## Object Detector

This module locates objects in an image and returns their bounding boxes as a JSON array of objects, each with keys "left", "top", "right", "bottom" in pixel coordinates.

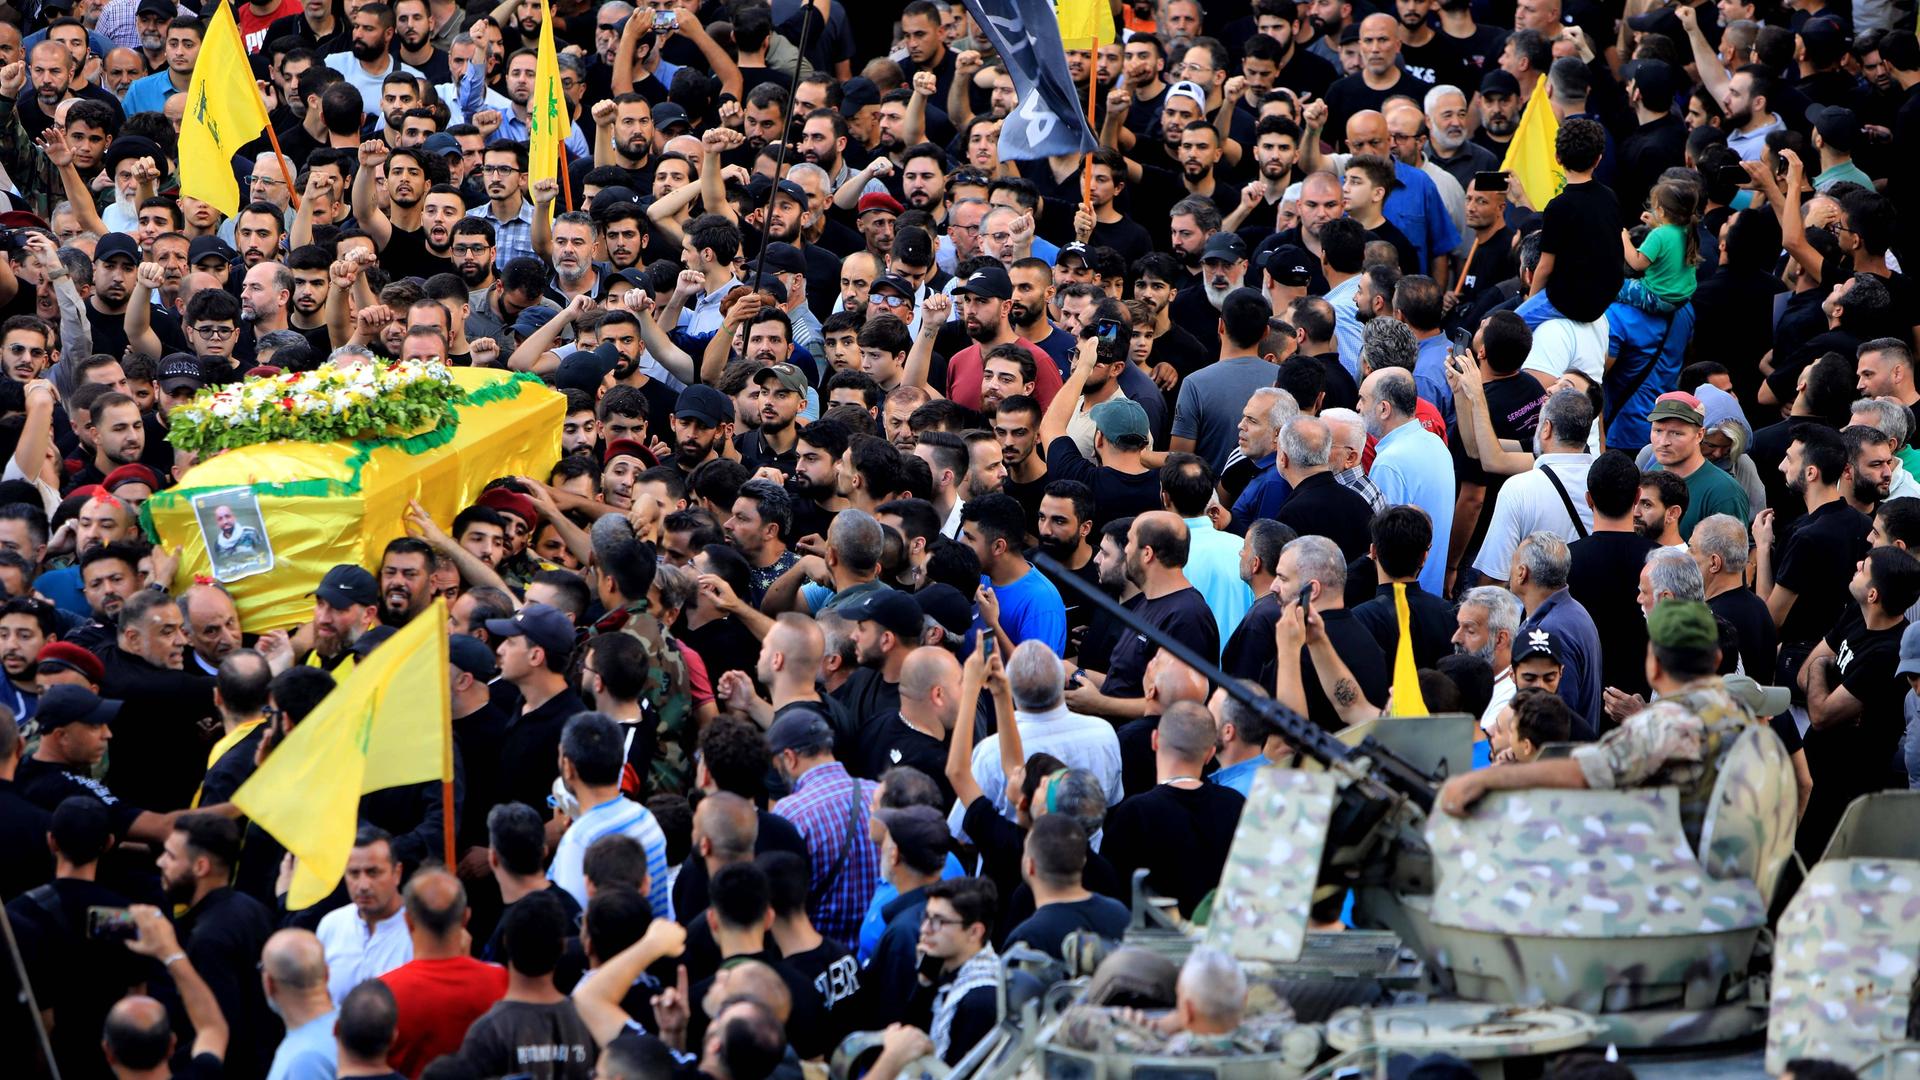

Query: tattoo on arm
[{"left": 1333, "top": 679, "right": 1359, "bottom": 708}]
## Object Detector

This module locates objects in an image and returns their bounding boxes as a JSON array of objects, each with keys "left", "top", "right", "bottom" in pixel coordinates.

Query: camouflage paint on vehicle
[
  {"left": 1768, "top": 856, "right": 1920, "bottom": 1074},
  {"left": 1203, "top": 766, "right": 1336, "bottom": 963}
]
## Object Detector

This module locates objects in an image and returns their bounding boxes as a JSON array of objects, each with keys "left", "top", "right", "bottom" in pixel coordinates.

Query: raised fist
[
  {"left": 135, "top": 261, "right": 165, "bottom": 289},
  {"left": 0, "top": 62, "right": 25, "bottom": 99},
  {"left": 702, "top": 126, "right": 744, "bottom": 154},
  {"left": 358, "top": 140, "right": 390, "bottom": 168},
  {"left": 956, "top": 50, "right": 982, "bottom": 75},
  {"left": 591, "top": 98, "right": 617, "bottom": 125},
  {"left": 530, "top": 176, "right": 559, "bottom": 204},
  {"left": 473, "top": 109, "right": 503, "bottom": 136},
  {"left": 912, "top": 70, "right": 937, "bottom": 98}
]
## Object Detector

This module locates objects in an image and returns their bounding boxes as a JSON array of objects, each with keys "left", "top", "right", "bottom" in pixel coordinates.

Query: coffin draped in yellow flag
[
  {"left": 178, "top": 1, "right": 272, "bottom": 217},
  {"left": 1057, "top": 0, "right": 1116, "bottom": 50},
  {"left": 528, "top": 0, "right": 571, "bottom": 186},
  {"left": 1501, "top": 76, "right": 1564, "bottom": 211},
  {"left": 234, "top": 598, "right": 453, "bottom": 909},
  {"left": 1387, "top": 584, "right": 1429, "bottom": 717}
]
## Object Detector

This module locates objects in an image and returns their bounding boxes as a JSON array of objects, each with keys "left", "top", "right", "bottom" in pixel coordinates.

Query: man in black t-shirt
[
  {"left": 1517, "top": 118, "right": 1621, "bottom": 327},
  {"left": 1004, "top": 815, "right": 1130, "bottom": 960},
  {"left": 1795, "top": 547, "right": 1920, "bottom": 859},
  {"left": 1067, "top": 512, "right": 1219, "bottom": 717},
  {"left": 1101, "top": 702, "right": 1245, "bottom": 917}
]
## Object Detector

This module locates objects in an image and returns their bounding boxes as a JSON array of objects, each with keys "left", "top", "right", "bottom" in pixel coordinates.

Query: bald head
[
  {"left": 262, "top": 928, "right": 328, "bottom": 993},
  {"left": 711, "top": 958, "right": 793, "bottom": 1024},
  {"left": 767, "top": 612, "right": 824, "bottom": 672},
  {"left": 402, "top": 867, "right": 467, "bottom": 942},
  {"left": 103, "top": 995, "right": 172, "bottom": 1070},
  {"left": 1157, "top": 700, "right": 1219, "bottom": 763},
  {"left": 900, "top": 647, "right": 961, "bottom": 703},
  {"left": 1345, "top": 110, "right": 1389, "bottom": 155},
  {"left": 694, "top": 789, "right": 758, "bottom": 862},
  {"left": 1148, "top": 651, "right": 1209, "bottom": 708}
]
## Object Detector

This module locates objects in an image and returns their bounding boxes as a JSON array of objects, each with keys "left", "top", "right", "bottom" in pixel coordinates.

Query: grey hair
[
  {"left": 1249, "top": 386, "right": 1298, "bottom": 430},
  {"left": 330, "top": 344, "right": 379, "bottom": 365},
  {"left": 57, "top": 246, "right": 92, "bottom": 281},
  {"left": 652, "top": 561, "right": 697, "bottom": 614},
  {"left": 1283, "top": 534, "right": 1345, "bottom": 593},
  {"left": 1690, "top": 514, "right": 1749, "bottom": 575},
  {"left": 1422, "top": 84, "right": 1467, "bottom": 114},
  {"left": 1321, "top": 407, "right": 1363, "bottom": 447},
  {"left": 1048, "top": 767, "right": 1108, "bottom": 834},
  {"left": 816, "top": 611, "right": 858, "bottom": 670},
  {"left": 600, "top": 0, "right": 634, "bottom": 17},
  {"left": 1540, "top": 388, "right": 1594, "bottom": 449},
  {"left": 1216, "top": 679, "right": 1274, "bottom": 748},
  {"left": 1178, "top": 948, "right": 1248, "bottom": 1027},
  {"left": 785, "top": 161, "right": 829, "bottom": 191},
  {"left": 1853, "top": 396, "right": 1912, "bottom": 447},
  {"left": 1245, "top": 519, "right": 1293, "bottom": 577},
  {"left": 1515, "top": 531, "right": 1571, "bottom": 591},
  {"left": 1007, "top": 639, "right": 1065, "bottom": 712},
  {"left": 1278, "top": 415, "right": 1332, "bottom": 469},
  {"left": 1645, "top": 546, "right": 1705, "bottom": 601},
  {"left": 1360, "top": 318, "right": 1417, "bottom": 373},
  {"left": 827, "top": 509, "right": 884, "bottom": 573},
  {"left": 1461, "top": 585, "right": 1521, "bottom": 639},
  {"left": 255, "top": 329, "right": 310, "bottom": 356}
]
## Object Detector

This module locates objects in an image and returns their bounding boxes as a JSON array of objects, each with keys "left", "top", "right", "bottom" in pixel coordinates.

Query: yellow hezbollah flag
[
  {"left": 1501, "top": 76, "right": 1563, "bottom": 211},
  {"left": 528, "top": 0, "right": 570, "bottom": 186},
  {"left": 178, "top": 2, "right": 271, "bottom": 217},
  {"left": 1387, "top": 584, "right": 1429, "bottom": 717},
  {"left": 233, "top": 599, "right": 453, "bottom": 909},
  {"left": 1057, "top": 0, "right": 1116, "bottom": 50}
]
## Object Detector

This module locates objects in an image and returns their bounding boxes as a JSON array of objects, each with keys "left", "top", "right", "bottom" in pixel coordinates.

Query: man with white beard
[
  {"left": 1422, "top": 85, "right": 1502, "bottom": 195},
  {"left": 1168, "top": 233, "right": 1248, "bottom": 360}
]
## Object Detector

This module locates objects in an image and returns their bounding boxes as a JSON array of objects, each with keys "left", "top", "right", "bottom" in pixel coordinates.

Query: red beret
[
  {"left": 857, "top": 192, "right": 904, "bottom": 216},
  {"left": 102, "top": 464, "right": 161, "bottom": 493},
  {"left": 603, "top": 439, "right": 654, "bottom": 467},
  {"left": 477, "top": 487, "right": 539, "bottom": 527},
  {"left": 36, "top": 641, "right": 104, "bottom": 685}
]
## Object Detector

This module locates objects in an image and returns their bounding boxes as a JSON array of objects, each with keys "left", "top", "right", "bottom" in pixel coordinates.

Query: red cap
[
  {"left": 245, "top": 365, "right": 283, "bottom": 378},
  {"left": 0, "top": 210, "right": 49, "bottom": 232},
  {"left": 477, "top": 487, "right": 539, "bottom": 527},
  {"left": 102, "top": 464, "right": 161, "bottom": 493},
  {"left": 66, "top": 485, "right": 105, "bottom": 502},
  {"left": 603, "top": 439, "right": 654, "bottom": 467},
  {"left": 857, "top": 192, "right": 904, "bottom": 216},
  {"left": 36, "top": 641, "right": 104, "bottom": 685}
]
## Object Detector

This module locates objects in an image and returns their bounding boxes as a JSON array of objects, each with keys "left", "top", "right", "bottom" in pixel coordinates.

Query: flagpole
[
  {"left": 560, "top": 139, "right": 574, "bottom": 212},
  {"left": 441, "top": 627, "right": 455, "bottom": 869},
  {"left": 261, "top": 119, "right": 301, "bottom": 212},
  {"left": 1450, "top": 231, "right": 1481, "bottom": 296},
  {"left": 1081, "top": 57, "right": 1096, "bottom": 206}
]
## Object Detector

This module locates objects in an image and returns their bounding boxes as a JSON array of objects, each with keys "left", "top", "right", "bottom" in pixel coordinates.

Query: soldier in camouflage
[
  {"left": 588, "top": 514, "right": 695, "bottom": 795},
  {"left": 1055, "top": 947, "right": 1301, "bottom": 1057},
  {"left": 1438, "top": 599, "right": 1759, "bottom": 850},
  {"left": 477, "top": 486, "right": 564, "bottom": 593}
]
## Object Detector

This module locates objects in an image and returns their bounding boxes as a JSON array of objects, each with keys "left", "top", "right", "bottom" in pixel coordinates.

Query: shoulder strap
[
  {"left": 23, "top": 884, "right": 70, "bottom": 937},
  {"left": 821, "top": 775, "right": 865, "bottom": 895},
  {"left": 1540, "top": 463, "right": 1590, "bottom": 540}
]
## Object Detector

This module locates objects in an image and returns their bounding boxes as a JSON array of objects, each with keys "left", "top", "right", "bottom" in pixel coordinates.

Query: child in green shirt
[{"left": 1617, "top": 179, "right": 1702, "bottom": 316}]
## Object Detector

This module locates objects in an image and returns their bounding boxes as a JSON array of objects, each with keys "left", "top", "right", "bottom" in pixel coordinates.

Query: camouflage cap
[{"left": 1647, "top": 599, "right": 1717, "bottom": 651}]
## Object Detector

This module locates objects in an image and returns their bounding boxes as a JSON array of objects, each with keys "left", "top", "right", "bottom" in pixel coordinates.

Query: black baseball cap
[
  {"left": 952, "top": 265, "right": 1013, "bottom": 300},
  {"left": 1202, "top": 233, "right": 1248, "bottom": 263},
  {"left": 651, "top": 103, "right": 689, "bottom": 130},
  {"left": 1807, "top": 103, "right": 1861, "bottom": 152},
  {"left": 766, "top": 707, "right": 835, "bottom": 754},
  {"left": 840, "top": 77, "right": 881, "bottom": 117},
  {"left": 839, "top": 588, "right": 923, "bottom": 641},
  {"left": 37, "top": 685, "right": 120, "bottom": 729},
  {"left": 484, "top": 602, "right": 576, "bottom": 659},
  {"left": 189, "top": 236, "right": 237, "bottom": 266},
  {"left": 1479, "top": 70, "right": 1521, "bottom": 98},
  {"left": 94, "top": 232, "right": 140, "bottom": 266},
  {"left": 158, "top": 354, "right": 204, "bottom": 394},
  {"left": 449, "top": 634, "right": 499, "bottom": 679},
  {"left": 314, "top": 564, "right": 378, "bottom": 609},
  {"left": 756, "top": 242, "right": 808, "bottom": 276},
  {"left": 1255, "top": 239, "right": 1314, "bottom": 286},
  {"left": 674, "top": 384, "right": 733, "bottom": 426}
]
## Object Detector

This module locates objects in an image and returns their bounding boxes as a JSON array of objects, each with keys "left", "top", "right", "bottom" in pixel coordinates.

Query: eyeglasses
[
  {"left": 249, "top": 174, "right": 286, "bottom": 186},
  {"left": 873, "top": 294, "right": 908, "bottom": 307},
  {"left": 452, "top": 243, "right": 493, "bottom": 255},
  {"left": 479, "top": 164, "right": 519, "bottom": 175},
  {"left": 985, "top": 231, "right": 1015, "bottom": 245},
  {"left": 191, "top": 324, "right": 236, "bottom": 339},
  {"left": 922, "top": 912, "right": 966, "bottom": 929},
  {"left": 948, "top": 223, "right": 979, "bottom": 235},
  {"left": 5, "top": 344, "right": 48, "bottom": 358}
]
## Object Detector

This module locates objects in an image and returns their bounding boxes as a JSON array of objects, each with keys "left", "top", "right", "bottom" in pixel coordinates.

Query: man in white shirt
[
  {"left": 1453, "top": 586, "right": 1521, "bottom": 732},
  {"left": 314, "top": 827, "right": 413, "bottom": 1005},
  {"left": 1473, "top": 388, "right": 1598, "bottom": 583},
  {"left": 951, "top": 640, "right": 1123, "bottom": 838}
]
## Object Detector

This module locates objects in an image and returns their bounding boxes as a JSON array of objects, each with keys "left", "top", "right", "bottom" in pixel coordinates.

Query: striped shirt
[
  {"left": 550, "top": 794, "right": 673, "bottom": 922},
  {"left": 774, "top": 762, "right": 879, "bottom": 948}
]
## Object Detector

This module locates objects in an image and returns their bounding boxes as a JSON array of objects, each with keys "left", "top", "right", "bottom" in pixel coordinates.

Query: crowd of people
[{"left": 0, "top": 0, "right": 1915, "bottom": 1076}]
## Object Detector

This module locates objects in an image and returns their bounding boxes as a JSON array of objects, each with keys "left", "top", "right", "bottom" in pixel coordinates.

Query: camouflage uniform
[
  {"left": 1054, "top": 1005, "right": 1301, "bottom": 1055},
  {"left": 590, "top": 598, "right": 695, "bottom": 796},
  {"left": 497, "top": 550, "right": 558, "bottom": 594},
  {"left": 1568, "top": 679, "right": 1757, "bottom": 849}
]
